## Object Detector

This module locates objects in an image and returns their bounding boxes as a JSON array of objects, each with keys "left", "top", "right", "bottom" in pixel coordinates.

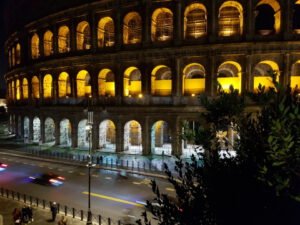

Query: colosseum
[{"left": 4, "top": 0, "right": 300, "bottom": 157}]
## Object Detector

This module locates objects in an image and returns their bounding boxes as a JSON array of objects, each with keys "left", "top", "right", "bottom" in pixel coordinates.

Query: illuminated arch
[
  {"left": 33, "top": 117, "right": 41, "bottom": 142},
  {"left": 77, "top": 21, "right": 91, "bottom": 50},
  {"left": 77, "top": 70, "right": 91, "bottom": 97},
  {"left": 12, "top": 80, "right": 16, "bottom": 100},
  {"left": 291, "top": 61, "right": 300, "bottom": 90},
  {"left": 151, "top": 65, "right": 172, "bottom": 96},
  {"left": 98, "top": 17, "right": 115, "bottom": 47},
  {"left": 124, "top": 120, "right": 142, "bottom": 153},
  {"left": 218, "top": 1, "right": 244, "bottom": 37},
  {"left": 16, "top": 43, "right": 21, "bottom": 64},
  {"left": 253, "top": 60, "right": 280, "bottom": 91},
  {"left": 58, "top": 72, "right": 71, "bottom": 98},
  {"left": 43, "top": 74, "right": 53, "bottom": 98},
  {"left": 43, "top": 30, "right": 53, "bottom": 56},
  {"left": 60, "top": 118, "right": 72, "bottom": 146},
  {"left": 31, "top": 33, "right": 40, "bottom": 59},
  {"left": 255, "top": 0, "right": 281, "bottom": 35},
  {"left": 23, "top": 117, "right": 30, "bottom": 138},
  {"left": 184, "top": 3, "right": 207, "bottom": 39},
  {"left": 78, "top": 119, "right": 88, "bottom": 148},
  {"left": 151, "top": 120, "right": 172, "bottom": 155},
  {"left": 32, "top": 76, "right": 40, "bottom": 99},
  {"left": 123, "top": 67, "right": 142, "bottom": 96},
  {"left": 98, "top": 69, "right": 115, "bottom": 96},
  {"left": 217, "top": 61, "right": 242, "bottom": 93},
  {"left": 99, "top": 120, "right": 116, "bottom": 151},
  {"left": 58, "top": 26, "right": 70, "bottom": 53},
  {"left": 44, "top": 117, "right": 55, "bottom": 143},
  {"left": 16, "top": 79, "right": 21, "bottom": 100},
  {"left": 123, "top": 12, "right": 142, "bottom": 44},
  {"left": 22, "top": 78, "right": 28, "bottom": 99},
  {"left": 151, "top": 8, "right": 173, "bottom": 42},
  {"left": 183, "top": 63, "right": 206, "bottom": 95}
]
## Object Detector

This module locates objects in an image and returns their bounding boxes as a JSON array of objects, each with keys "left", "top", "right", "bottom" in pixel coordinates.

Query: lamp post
[{"left": 86, "top": 107, "right": 93, "bottom": 225}]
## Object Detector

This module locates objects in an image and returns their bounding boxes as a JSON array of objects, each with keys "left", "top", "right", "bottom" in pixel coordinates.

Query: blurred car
[
  {"left": 0, "top": 162, "right": 8, "bottom": 171},
  {"left": 29, "top": 172, "right": 65, "bottom": 186}
]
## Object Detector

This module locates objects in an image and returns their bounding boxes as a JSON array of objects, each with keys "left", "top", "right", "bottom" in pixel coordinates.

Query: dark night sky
[{"left": 0, "top": 0, "right": 7, "bottom": 95}]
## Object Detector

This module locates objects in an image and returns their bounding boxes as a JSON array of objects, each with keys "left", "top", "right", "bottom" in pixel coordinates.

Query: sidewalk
[{"left": 0, "top": 196, "right": 86, "bottom": 225}]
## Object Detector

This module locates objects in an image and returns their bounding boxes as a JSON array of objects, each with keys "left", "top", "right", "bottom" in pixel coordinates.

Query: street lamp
[{"left": 86, "top": 109, "right": 93, "bottom": 225}]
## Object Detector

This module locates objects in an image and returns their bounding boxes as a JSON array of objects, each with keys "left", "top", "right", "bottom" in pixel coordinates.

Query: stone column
[
  {"left": 142, "top": 118, "right": 151, "bottom": 155},
  {"left": 246, "top": 0, "right": 254, "bottom": 40},
  {"left": 245, "top": 54, "right": 253, "bottom": 92},
  {"left": 71, "top": 121, "right": 78, "bottom": 148},
  {"left": 70, "top": 20, "right": 77, "bottom": 52},
  {"left": 171, "top": 117, "right": 182, "bottom": 157},
  {"left": 92, "top": 123, "right": 99, "bottom": 150},
  {"left": 283, "top": 0, "right": 291, "bottom": 39},
  {"left": 70, "top": 70, "right": 77, "bottom": 98},
  {"left": 29, "top": 116, "right": 33, "bottom": 142},
  {"left": 209, "top": 0, "right": 217, "bottom": 41},
  {"left": 39, "top": 73, "right": 44, "bottom": 103},
  {"left": 115, "top": 120, "right": 124, "bottom": 153},
  {"left": 40, "top": 116, "right": 45, "bottom": 143},
  {"left": 206, "top": 53, "right": 217, "bottom": 96},
  {"left": 283, "top": 53, "right": 291, "bottom": 87},
  {"left": 38, "top": 32, "right": 44, "bottom": 58},
  {"left": 114, "top": 64, "right": 123, "bottom": 105},
  {"left": 90, "top": 12, "right": 98, "bottom": 52},
  {"left": 114, "top": 0, "right": 122, "bottom": 50},
  {"left": 20, "top": 116, "right": 24, "bottom": 138},
  {"left": 53, "top": 24, "right": 59, "bottom": 55},
  {"left": 142, "top": 0, "right": 151, "bottom": 47},
  {"left": 174, "top": 0, "right": 182, "bottom": 45},
  {"left": 55, "top": 119, "right": 60, "bottom": 145}
]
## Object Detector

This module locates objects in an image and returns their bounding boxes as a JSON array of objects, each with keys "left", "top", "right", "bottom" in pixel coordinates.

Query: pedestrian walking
[
  {"left": 50, "top": 202, "right": 58, "bottom": 222},
  {"left": 21, "top": 205, "right": 29, "bottom": 223},
  {"left": 26, "top": 205, "right": 34, "bottom": 223},
  {"left": 12, "top": 208, "right": 22, "bottom": 225},
  {"left": 57, "top": 215, "right": 68, "bottom": 225}
]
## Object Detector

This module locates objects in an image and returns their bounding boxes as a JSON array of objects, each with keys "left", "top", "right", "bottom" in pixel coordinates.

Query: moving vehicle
[
  {"left": 29, "top": 172, "right": 65, "bottom": 186},
  {"left": 0, "top": 162, "right": 8, "bottom": 171}
]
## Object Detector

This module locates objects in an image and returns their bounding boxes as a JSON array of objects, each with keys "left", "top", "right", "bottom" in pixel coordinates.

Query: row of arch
[
  {"left": 7, "top": 0, "right": 300, "bottom": 67},
  {"left": 7, "top": 60, "right": 300, "bottom": 101}
]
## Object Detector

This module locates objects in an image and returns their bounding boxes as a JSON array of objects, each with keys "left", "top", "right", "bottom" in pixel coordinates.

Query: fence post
[
  {"left": 23, "top": 194, "right": 26, "bottom": 203},
  {"left": 36, "top": 198, "right": 39, "bottom": 207},
  {"left": 30, "top": 196, "right": 33, "bottom": 205},
  {"left": 6, "top": 189, "right": 9, "bottom": 198},
  {"left": 98, "top": 215, "right": 101, "bottom": 225},
  {"left": 80, "top": 210, "right": 84, "bottom": 221},
  {"left": 17, "top": 192, "right": 20, "bottom": 201},
  {"left": 12, "top": 191, "right": 15, "bottom": 200},
  {"left": 108, "top": 218, "right": 111, "bottom": 225},
  {"left": 57, "top": 204, "right": 60, "bottom": 213},
  {"left": 43, "top": 200, "right": 46, "bottom": 209},
  {"left": 65, "top": 206, "right": 67, "bottom": 216},
  {"left": 0, "top": 187, "right": 3, "bottom": 196}
]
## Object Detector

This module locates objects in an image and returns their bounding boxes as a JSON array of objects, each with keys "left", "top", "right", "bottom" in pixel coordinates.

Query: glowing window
[
  {"left": 11, "top": 47, "right": 16, "bottom": 66},
  {"left": 151, "top": 8, "right": 173, "bottom": 42},
  {"left": 123, "top": 67, "right": 142, "bottom": 96},
  {"left": 16, "top": 43, "right": 21, "bottom": 64},
  {"left": 183, "top": 63, "right": 206, "bottom": 95},
  {"left": 217, "top": 61, "right": 242, "bottom": 93},
  {"left": 218, "top": 1, "right": 243, "bottom": 37},
  {"left": 123, "top": 12, "right": 142, "bottom": 44},
  {"left": 77, "top": 21, "right": 91, "bottom": 50},
  {"left": 16, "top": 79, "right": 20, "bottom": 100},
  {"left": 22, "top": 78, "right": 28, "bottom": 99},
  {"left": 43, "top": 74, "right": 53, "bottom": 98},
  {"left": 58, "top": 72, "right": 71, "bottom": 98},
  {"left": 32, "top": 76, "right": 40, "bottom": 99},
  {"left": 77, "top": 70, "right": 91, "bottom": 97},
  {"left": 98, "top": 17, "right": 115, "bottom": 47},
  {"left": 184, "top": 3, "right": 207, "bottom": 39},
  {"left": 98, "top": 69, "right": 115, "bottom": 97},
  {"left": 255, "top": 0, "right": 281, "bottom": 35},
  {"left": 11, "top": 81, "right": 15, "bottom": 100},
  {"left": 43, "top": 30, "right": 53, "bottom": 56},
  {"left": 31, "top": 33, "right": 40, "bottom": 59},
  {"left": 58, "top": 26, "right": 70, "bottom": 53},
  {"left": 151, "top": 65, "right": 172, "bottom": 96},
  {"left": 253, "top": 60, "right": 279, "bottom": 92}
]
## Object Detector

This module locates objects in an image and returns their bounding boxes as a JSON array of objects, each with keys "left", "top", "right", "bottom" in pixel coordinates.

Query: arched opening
[
  {"left": 123, "top": 67, "right": 142, "bottom": 97},
  {"left": 60, "top": 119, "right": 71, "bottom": 146},
  {"left": 32, "top": 76, "right": 40, "bottom": 99},
  {"left": 58, "top": 72, "right": 71, "bottom": 98},
  {"left": 151, "top": 8, "right": 173, "bottom": 42},
  {"left": 23, "top": 117, "right": 30, "bottom": 140},
  {"left": 43, "top": 30, "right": 53, "bottom": 56},
  {"left": 58, "top": 26, "right": 70, "bottom": 53},
  {"left": 124, "top": 120, "right": 142, "bottom": 154},
  {"left": 31, "top": 33, "right": 40, "bottom": 59},
  {"left": 217, "top": 61, "right": 242, "bottom": 93},
  {"left": 181, "top": 120, "right": 202, "bottom": 158},
  {"left": 253, "top": 60, "right": 279, "bottom": 91},
  {"left": 151, "top": 65, "right": 172, "bottom": 96},
  {"left": 98, "top": 17, "right": 115, "bottom": 47},
  {"left": 11, "top": 47, "right": 15, "bottom": 66},
  {"left": 151, "top": 121, "right": 172, "bottom": 156},
  {"left": 33, "top": 117, "right": 41, "bottom": 143},
  {"left": 11, "top": 81, "right": 15, "bottom": 100},
  {"left": 98, "top": 69, "right": 115, "bottom": 96},
  {"left": 255, "top": 0, "right": 281, "bottom": 35},
  {"left": 184, "top": 3, "right": 207, "bottom": 39},
  {"left": 43, "top": 74, "right": 53, "bottom": 98},
  {"left": 291, "top": 61, "right": 300, "bottom": 90},
  {"left": 78, "top": 119, "right": 88, "bottom": 148},
  {"left": 77, "top": 21, "right": 91, "bottom": 50},
  {"left": 293, "top": 1, "right": 300, "bottom": 34},
  {"left": 183, "top": 63, "right": 206, "bottom": 95},
  {"left": 218, "top": 1, "right": 243, "bottom": 37},
  {"left": 44, "top": 117, "right": 55, "bottom": 143},
  {"left": 123, "top": 12, "right": 142, "bottom": 44},
  {"left": 77, "top": 70, "right": 91, "bottom": 98},
  {"left": 22, "top": 78, "right": 28, "bottom": 99},
  {"left": 16, "top": 43, "right": 21, "bottom": 64},
  {"left": 16, "top": 79, "right": 21, "bottom": 100},
  {"left": 99, "top": 120, "right": 116, "bottom": 152}
]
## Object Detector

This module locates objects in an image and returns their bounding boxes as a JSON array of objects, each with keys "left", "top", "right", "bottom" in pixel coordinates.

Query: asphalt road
[{"left": 0, "top": 154, "right": 175, "bottom": 222}]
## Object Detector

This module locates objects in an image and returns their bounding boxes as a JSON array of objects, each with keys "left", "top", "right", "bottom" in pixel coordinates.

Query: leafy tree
[{"left": 137, "top": 84, "right": 300, "bottom": 225}]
